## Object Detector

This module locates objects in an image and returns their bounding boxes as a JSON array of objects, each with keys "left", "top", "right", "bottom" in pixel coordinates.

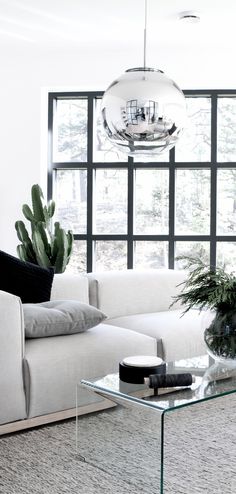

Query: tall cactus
[{"left": 15, "top": 184, "right": 73, "bottom": 274}]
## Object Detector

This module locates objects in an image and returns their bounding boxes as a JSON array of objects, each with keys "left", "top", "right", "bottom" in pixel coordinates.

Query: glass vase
[{"left": 204, "top": 311, "right": 236, "bottom": 363}]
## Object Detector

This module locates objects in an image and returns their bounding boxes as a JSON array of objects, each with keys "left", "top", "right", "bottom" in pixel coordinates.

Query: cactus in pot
[{"left": 15, "top": 184, "right": 73, "bottom": 273}]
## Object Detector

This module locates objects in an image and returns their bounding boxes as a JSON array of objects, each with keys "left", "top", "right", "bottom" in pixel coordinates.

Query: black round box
[{"left": 119, "top": 359, "right": 166, "bottom": 384}]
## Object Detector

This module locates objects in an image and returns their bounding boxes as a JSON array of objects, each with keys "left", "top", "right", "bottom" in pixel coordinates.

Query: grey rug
[{"left": 1, "top": 394, "right": 236, "bottom": 494}]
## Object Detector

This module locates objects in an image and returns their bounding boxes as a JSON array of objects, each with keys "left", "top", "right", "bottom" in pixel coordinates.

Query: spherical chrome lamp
[{"left": 101, "top": 2, "right": 187, "bottom": 159}]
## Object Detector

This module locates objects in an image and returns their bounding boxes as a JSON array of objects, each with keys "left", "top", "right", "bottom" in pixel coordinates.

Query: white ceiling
[
  {"left": 0, "top": 0, "right": 235, "bottom": 90},
  {"left": 0, "top": 0, "right": 235, "bottom": 52}
]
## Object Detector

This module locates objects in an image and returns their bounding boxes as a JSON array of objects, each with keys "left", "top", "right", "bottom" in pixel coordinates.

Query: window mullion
[
  {"left": 210, "top": 94, "right": 217, "bottom": 268},
  {"left": 87, "top": 96, "right": 94, "bottom": 271},
  {"left": 127, "top": 157, "right": 134, "bottom": 269},
  {"left": 168, "top": 148, "right": 175, "bottom": 268}
]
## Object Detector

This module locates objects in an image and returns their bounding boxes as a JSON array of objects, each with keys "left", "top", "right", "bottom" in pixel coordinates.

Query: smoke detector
[{"left": 179, "top": 11, "right": 200, "bottom": 24}]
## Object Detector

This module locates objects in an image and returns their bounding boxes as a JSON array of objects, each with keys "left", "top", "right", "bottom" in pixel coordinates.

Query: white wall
[{"left": 0, "top": 43, "right": 235, "bottom": 254}]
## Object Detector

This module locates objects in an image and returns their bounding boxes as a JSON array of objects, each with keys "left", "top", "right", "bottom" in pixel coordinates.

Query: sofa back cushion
[
  {"left": 88, "top": 269, "right": 187, "bottom": 319},
  {"left": 51, "top": 273, "right": 89, "bottom": 304}
]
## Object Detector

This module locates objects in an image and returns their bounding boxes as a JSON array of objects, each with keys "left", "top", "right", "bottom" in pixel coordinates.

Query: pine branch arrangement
[
  {"left": 172, "top": 256, "right": 236, "bottom": 316},
  {"left": 172, "top": 257, "right": 236, "bottom": 359}
]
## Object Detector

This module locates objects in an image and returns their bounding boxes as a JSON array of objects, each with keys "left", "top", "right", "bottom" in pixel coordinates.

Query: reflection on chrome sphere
[{"left": 101, "top": 67, "right": 186, "bottom": 159}]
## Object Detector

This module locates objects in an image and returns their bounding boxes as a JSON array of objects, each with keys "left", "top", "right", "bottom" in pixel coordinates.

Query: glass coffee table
[{"left": 77, "top": 355, "right": 236, "bottom": 494}]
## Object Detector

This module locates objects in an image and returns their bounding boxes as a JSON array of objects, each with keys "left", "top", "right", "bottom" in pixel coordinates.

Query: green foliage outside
[{"left": 15, "top": 184, "right": 73, "bottom": 274}]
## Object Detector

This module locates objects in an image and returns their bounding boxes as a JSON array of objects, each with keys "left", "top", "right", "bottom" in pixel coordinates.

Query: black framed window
[{"left": 48, "top": 90, "right": 236, "bottom": 273}]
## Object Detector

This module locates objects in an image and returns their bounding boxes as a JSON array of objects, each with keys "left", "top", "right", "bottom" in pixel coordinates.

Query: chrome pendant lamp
[{"left": 101, "top": 0, "right": 186, "bottom": 159}]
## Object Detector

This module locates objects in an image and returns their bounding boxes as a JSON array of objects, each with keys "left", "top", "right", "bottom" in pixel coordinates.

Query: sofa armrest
[
  {"left": 0, "top": 290, "right": 26, "bottom": 424},
  {"left": 51, "top": 273, "right": 89, "bottom": 304}
]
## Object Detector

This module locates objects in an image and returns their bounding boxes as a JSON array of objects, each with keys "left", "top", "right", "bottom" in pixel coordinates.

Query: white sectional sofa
[{"left": 0, "top": 268, "right": 207, "bottom": 434}]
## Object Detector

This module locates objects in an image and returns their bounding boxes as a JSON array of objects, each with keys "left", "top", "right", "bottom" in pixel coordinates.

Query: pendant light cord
[{"left": 143, "top": 0, "right": 148, "bottom": 68}]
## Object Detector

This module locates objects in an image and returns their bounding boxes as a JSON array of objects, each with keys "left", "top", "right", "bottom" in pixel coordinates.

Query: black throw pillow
[{"left": 0, "top": 250, "right": 54, "bottom": 303}]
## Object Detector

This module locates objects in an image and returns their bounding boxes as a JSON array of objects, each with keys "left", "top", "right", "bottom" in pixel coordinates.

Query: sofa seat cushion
[
  {"left": 106, "top": 309, "right": 214, "bottom": 362},
  {"left": 24, "top": 324, "right": 156, "bottom": 417},
  {"left": 23, "top": 300, "right": 107, "bottom": 338}
]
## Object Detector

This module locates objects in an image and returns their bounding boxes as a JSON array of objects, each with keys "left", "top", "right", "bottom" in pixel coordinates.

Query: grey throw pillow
[{"left": 23, "top": 300, "right": 107, "bottom": 338}]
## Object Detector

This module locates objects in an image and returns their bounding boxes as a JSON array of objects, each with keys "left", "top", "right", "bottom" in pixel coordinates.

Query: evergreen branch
[{"left": 172, "top": 256, "right": 236, "bottom": 314}]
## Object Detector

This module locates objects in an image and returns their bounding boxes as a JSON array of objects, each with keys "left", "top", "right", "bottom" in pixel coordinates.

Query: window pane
[
  {"left": 134, "top": 241, "right": 168, "bottom": 269},
  {"left": 175, "top": 98, "right": 211, "bottom": 162},
  {"left": 53, "top": 99, "right": 87, "bottom": 162},
  {"left": 175, "top": 169, "right": 210, "bottom": 235},
  {"left": 175, "top": 242, "right": 210, "bottom": 268},
  {"left": 133, "top": 153, "right": 169, "bottom": 163},
  {"left": 135, "top": 169, "right": 169, "bottom": 234},
  {"left": 55, "top": 170, "right": 87, "bottom": 233},
  {"left": 94, "top": 169, "right": 127, "bottom": 234},
  {"left": 93, "top": 99, "right": 128, "bottom": 162},
  {"left": 66, "top": 241, "right": 87, "bottom": 274},
  {"left": 217, "top": 169, "right": 236, "bottom": 234},
  {"left": 218, "top": 98, "right": 236, "bottom": 162},
  {"left": 94, "top": 241, "right": 127, "bottom": 271},
  {"left": 217, "top": 242, "right": 236, "bottom": 272}
]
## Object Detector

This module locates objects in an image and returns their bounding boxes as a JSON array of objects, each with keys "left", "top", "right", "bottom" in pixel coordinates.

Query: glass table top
[{"left": 81, "top": 355, "right": 236, "bottom": 413}]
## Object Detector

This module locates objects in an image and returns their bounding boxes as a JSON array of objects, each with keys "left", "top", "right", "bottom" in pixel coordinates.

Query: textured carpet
[{"left": 1, "top": 394, "right": 236, "bottom": 494}]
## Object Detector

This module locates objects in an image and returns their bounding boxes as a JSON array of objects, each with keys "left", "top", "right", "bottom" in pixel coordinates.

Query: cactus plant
[{"left": 15, "top": 184, "right": 73, "bottom": 273}]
